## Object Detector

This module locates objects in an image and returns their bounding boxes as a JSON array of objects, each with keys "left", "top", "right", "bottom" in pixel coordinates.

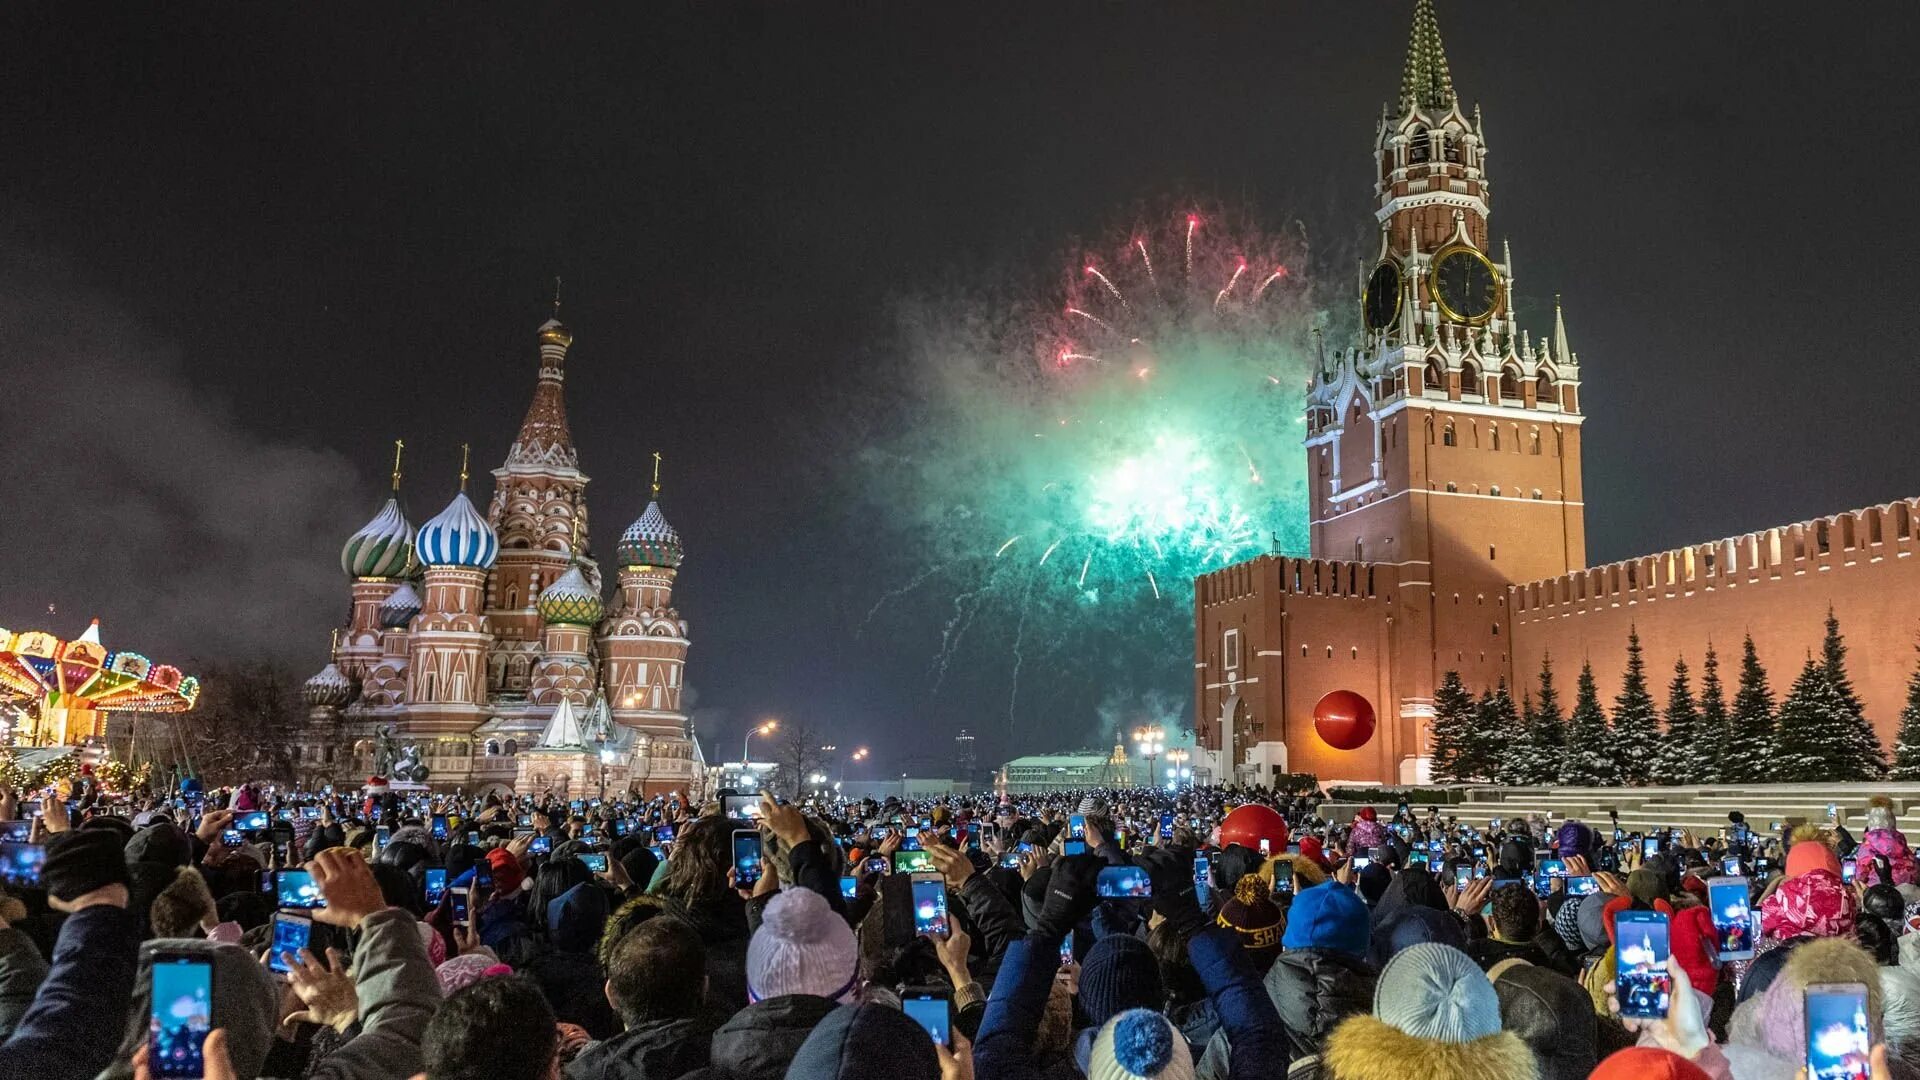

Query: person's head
[
  {"left": 1079, "top": 934, "right": 1166, "bottom": 1028},
  {"left": 605, "top": 915, "right": 705, "bottom": 1027},
  {"left": 1864, "top": 883, "right": 1905, "bottom": 924},
  {"left": 1146, "top": 918, "right": 1206, "bottom": 1007},
  {"left": 1087, "top": 1009, "right": 1195, "bottom": 1080},
  {"left": 148, "top": 866, "right": 217, "bottom": 938},
  {"left": 745, "top": 885, "right": 860, "bottom": 1003},
  {"left": 1487, "top": 882, "right": 1539, "bottom": 944},
  {"left": 786, "top": 1001, "right": 940, "bottom": 1080},
  {"left": 659, "top": 815, "right": 734, "bottom": 903},
  {"left": 424, "top": 975, "right": 558, "bottom": 1080}
]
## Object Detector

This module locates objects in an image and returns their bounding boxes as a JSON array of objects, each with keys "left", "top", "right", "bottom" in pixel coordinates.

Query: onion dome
[
  {"left": 380, "top": 582, "right": 423, "bottom": 628},
  {"left": 302, "top": 662, "right": 354, "bottom": 708},
  {"left": 416, "top": 492, "right": 499, "bottom": 569},
  {"left": 340, "top": 497, "right": 415, "bottom": 579},
  {"left": 617, "top": 501, "right": 683, "bottom": 569},
  {"left": 537, "top": 565, "right": 604, "bottom": 626},
  {"left": 538, "top": 317, "right": 573, "bottom": 348}
]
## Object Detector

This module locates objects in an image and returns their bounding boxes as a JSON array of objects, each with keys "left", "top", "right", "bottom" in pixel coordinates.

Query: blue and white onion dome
[
  {"left": 415, "top": 491, "right": 499, "bottom": 569},
  {"left": 339, "top": 497, "right": 414, "bottom": 578},
  {"left": 537, "top": 565, "right": 604, "bottom": 626},
  {"left": 301, "top": 662, "right": 355, "bottom": 708},
  {"left": 616, "top": 501, "right": 683, "bottom": 569},
  {"left": 380, "top": 581, "right": 423, "bottom": 628}
]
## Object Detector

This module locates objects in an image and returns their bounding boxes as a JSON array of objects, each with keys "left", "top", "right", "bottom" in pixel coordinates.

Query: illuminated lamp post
[
  {"left": 1166, "top": 748, "right": 1190, "bottom": 789},
  {"left": 743, "top": 719, "right": 777, "bottom": 764},
  {"left": 1133, "top": 725, "right": 1165, "bottom": 788}
]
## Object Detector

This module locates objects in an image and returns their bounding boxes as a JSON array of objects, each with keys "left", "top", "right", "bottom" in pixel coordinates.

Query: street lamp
[
  {"left": 743, "top": 719, "right": 777, "bottom": 764},
  {"left": 1166, "top": 748, "right": 1189, "bottom": 789},
  {"left": 1133, "top": 725, "right": 1165, "bottom": 788}
]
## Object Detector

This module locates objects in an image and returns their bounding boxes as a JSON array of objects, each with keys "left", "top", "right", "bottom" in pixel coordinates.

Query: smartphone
[
  {"left": 1722, "top": 856, "right": 1741, "bottom": 875},
  {"left": 1842, "top": 861, "right": 1857, "bottom": 884},
  {"left": 1059, "top": 935, "right": 1076, "bottom": 967},
  {"left": 998, "top": 851, "right": 1022, "bottom": 870},
  {"left": 423, "top": 867, "right": 449, "bottom": 906},
  {"left": 1408, "top": 852, "right": 1429, "bottom": 869},
  {"left": 0, "top": 821, "right": 28, "bottom": 843},
  {"left": 517, "top": 814, "right": 533, "bottom": 828},
  {"left": 1567, "top": 875, "right": 1599, "bottom": 896},
  {"left": 1063, "top": 839, "right": 1087, "bottom": 856},
  {"left": 1454, "top": 864, "right": 1472, "bottom": 889},
  {"left": 722, "top": 795, "right": 761, "bottom": 822},
  {"left": 1352, "top": 855, "right": 1372, "bottom": 870},
  {"left": 1707, "top": 875, "right": 1755, "bottom": 961},
  {"left": 865, "top": 855, "right": 888, "bottom": 875},
  {"left": 275, "top": 869, "right": 326, "bottom": 909},
  {"left": 149, "top": 953, "right": 213, "bottom": 1078},
  {"left": 910, "top": 875, "right": 949, "bottom": 936},
  {"left": 268, "top": 912, "right": 312, "bottom": 975},
  {"left": 893, "top": 849, "right": 935, "bottom": 874},
  {"left": 1805, "top": 983, "right": 1872, "bottom": 1079},
  {"left": 529, "top": 834, "right": 553, "bottom": 855},
  {"left": 1532, "top": 873, "right": 1554, "bottom": 899},
  {"left": 1068, "top": 814, "right": 1086, "bottom": 840},
  {"left": 580, "top": 853, "right": 610, "bottom": 874},
  {"left": 839, "top": 876, "right": 858, "bottom": 901},
  {"left": 301, "top": 806, "right": 321, "bottom": 820},
  {"left": 466, "top": 831, "right": 480, "bottom": 846},
  {"left": 1642, "top": 837, "right": 1660, "bottom": 858},
  {"left": 374, "top": 827, "right": 391, "bottom": 851},
  {"left": 1096, "top": 865, "right": 1152, "bottom": 898},
  {"left": 1159, "top": 813, "right": 1174, "bottom": 839},
  {"left": 902, "top": 989, "right": 952, "bottom": 1046},
  {"left": 1614, "top": 909, "right": 1673, "bottom": 1019},
  {"left": 236, "top": 811, "right": 270, "bottom": 832},
  {"left": 0, "top": 841, "right": 46, "bottom": 888},
  {"left": 429, "top": 815, "right": 449, "bottom": 841},
  {"left": 732, "top": 829, "right": 764, "bottom": 888},
  {"left": 450, "top": 890, "right": 469, "bottom": 926}
]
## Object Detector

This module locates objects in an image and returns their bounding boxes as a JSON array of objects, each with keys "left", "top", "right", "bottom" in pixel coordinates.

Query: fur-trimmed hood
[{"left": 1323, "top": 1013, "right": 1539, "bottom": 1080}]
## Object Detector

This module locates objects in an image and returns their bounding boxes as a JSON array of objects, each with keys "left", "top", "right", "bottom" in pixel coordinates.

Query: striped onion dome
[
  {"left": 379, "top": 582, "right": 422, "bottom": 628},
  {"left": 340, "top": 497, "right": 414, "bottom": 579},
  {"left": 301, "top": 662, "right": 354, "bottom": 708},
  {"left": 416, "top": 492, "right": 499, "bottom": 569},
  {"left": 616, "top": 501, "right": 683, "bottom": 569},
  {"left": 536, "top": 565, "right": 604, "bottom": 626}
]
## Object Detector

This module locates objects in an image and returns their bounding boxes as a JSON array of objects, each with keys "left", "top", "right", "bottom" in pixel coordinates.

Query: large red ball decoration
[
  {"left": 1313, "top": 690, "right": 1376, "bottom": 751},
  {"left": 1219, "top": 803, "right": 1289, "bottom": 854}
]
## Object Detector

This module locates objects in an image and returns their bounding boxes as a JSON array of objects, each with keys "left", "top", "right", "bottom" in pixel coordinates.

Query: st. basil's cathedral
[{"left": 295, "top": 309, "right": 705, "bottom": 797}]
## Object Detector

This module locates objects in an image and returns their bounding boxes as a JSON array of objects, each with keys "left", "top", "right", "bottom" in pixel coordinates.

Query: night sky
[{"left": 3, "top": 3, "right": 1916, "bottom": 772}]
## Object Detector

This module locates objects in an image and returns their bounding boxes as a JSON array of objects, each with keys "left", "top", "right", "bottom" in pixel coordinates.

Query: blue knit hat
[
  {"left": 1089, "top": 1009, "right": 1195, "bottom": 1080},
  {"left": 1281, "top": 881, "right": 1371, "bottom": 960},
  {"left": 1373, "top": 942, "right": 1502, "bottom": 1043},
  {"left": 1079, "top": 934, "right": 1165, "bottom": 1027}
]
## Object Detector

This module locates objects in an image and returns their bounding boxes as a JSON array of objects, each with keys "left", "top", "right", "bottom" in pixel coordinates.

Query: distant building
[
  {"left": 998, "top": 753, "right": 1119, "bottom": 794},
  {"left": 953, "top": 729, "right": 977, "bottom": 783}
]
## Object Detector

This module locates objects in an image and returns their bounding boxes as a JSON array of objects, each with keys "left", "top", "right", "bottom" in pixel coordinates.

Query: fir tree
[
  {"left": 1562, "top": 661, "right": 1619, "bottom": 785},
  {"left": 1772, "top": 656, "right": 1878, "bottom": 781},
  {"left": 1429, "top": 670, "right": 1480, "bottom": 783},
  {"left": 1651, "top": 656, "right": 1700, "bottom": 785},
  {"left": 1694, "top": 643, "right": 1729, "bottom": 784},
  {"left": 1610, "top": 628, "right": 1663, "bottom": 785},
  {"left": 1497, "top": 688, "right": 1539, "bottom": 785},
  {"left": 1521, "top": 655, "right": 1569, "bottom": 785},
  {"left": 1478, "top": 682, "right": 1523, "bottom": 784},
  {"left": 1820, "top": 608, "right": 1886, "bottom": 778},
  {"left": 1892, "top": 644, "right": 1920, "bottom": 782},
  {"left": 1722, "top": 635, "right": 1776, "bottom": 783}
]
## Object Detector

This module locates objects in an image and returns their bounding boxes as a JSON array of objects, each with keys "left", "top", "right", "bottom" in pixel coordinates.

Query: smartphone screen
[
  {"left": 1532, "top": 873, "right": 1553, "bottom": 899},
  {"left": 911, "top": 877, "right": 949, "bottom": 936},
  {"left": 865, "top": 856, "right": 888, "bottom": 875},
  {"left": 529, "top": 834, "right": 552, "bottom": 855},
  {"left": 0, "top": 841, "right": 47, "bottom": 888},
  {"left": 1539, "top": 858, "right": 1567, "bottom": 878},
  {"left": 1454, "top": 864, "right": 1472, "bottom": 889},
  {"left": 1059, "top": 935, "right": 1075, "bottom": 967},
  {"left": 580, "top": 853, "right": 609, "bottom": 873},
  {"left": 732, "top": 830, "right": 764, "bottom": 887},
  {"left": 1351, "top": 855, "right": 1371, "bottom": 870},
  {"left": 236, "top": 811, "right": 270, "bottom": 832},
  {"left": 429, "top": 816, "right": 449, "bottom": 841},
  {"left": 1159, "top": 813, "right": 1174, "bottom": 839},
  {"left": 1063, "top": 839, "right": 1087, "bottom": 856},
  {"left": 450, "top": 890, "right": 469, "bottom": 926},
  {"left": 1068, "top": 814, "right": 1086, "bottom": 839},
  {"left": 0, "top": 821, "right": 28, "bottom": 843},
  {"left": 1842, "top": 862, "right": 1858, "bottom": 884},
  {"left": 150, "top": 954, "right": 213, "bottom": 1079},
  {"left": 1805, "top": 983, "right": 1872, "bottom": 1079},
  {"left": 839, "top": 876, "right": 858, "bottom": 900},
  {"left": 1708, "top": 876, "right": 1756, "bottom": 961},
  {"left": 1566, "top": 875, "right": 1599, "bottom": 896},
  {"left": 1642, "top": 837, "right": 1660, "bottom": 857},
  {"left": 275, "top": 869, "right": 325, "bottom": 909},
  {"left": 423, "top": 867, "right": 448, "bottom": 906},
  {"left": 1615, "top": 910, "right": 1673, "bottom": 1019},
  {"left": 893, "top": 849, "right": 935, "bottom": 874},
  {"left": 268, "top": 913, "right": 312, "bottom": 975},
  {"left": 1096, "top": 865, "right": 1152, "bottom": 898},
  {"left": 1722, "top": 856, "right": 1741, "bottom": 875},
  {"left": 997, "top": 851, "right": 1022, "bottom": 870},
  {"left": 902, "top": 992, "right": 952, "bottom": 1046},
  {"left": 722, "top": 795, "right": 760, "bottom": 822}
]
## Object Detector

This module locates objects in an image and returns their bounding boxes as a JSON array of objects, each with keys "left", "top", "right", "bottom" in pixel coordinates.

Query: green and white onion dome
[
  {"left": 616, "top": 501, "right": 683, "bottom": 569},
  {"left": 537, "top": 565, "right": 604, "bottom": 626},
  {"left": 416, "top": 492, "right": 499, "bottom": 569},
  {"left": 301, "top": 662, "right": 355, "bottom": 708},
  {"left": 340, "top": 497, "right": 414, "bottom": 578},
  {"left": 379, "top": 582, "right": 422, "bottom": 628}
]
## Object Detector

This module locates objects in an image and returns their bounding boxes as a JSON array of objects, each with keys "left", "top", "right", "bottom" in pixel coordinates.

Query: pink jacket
[{"left": 1851, "top": 827, "right": 1918, "bottom": 886}]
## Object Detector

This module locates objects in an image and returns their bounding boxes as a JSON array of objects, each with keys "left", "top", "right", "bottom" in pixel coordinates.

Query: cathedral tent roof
[{"left": 533, "top": 698, "right": 587, "bottom": 750}]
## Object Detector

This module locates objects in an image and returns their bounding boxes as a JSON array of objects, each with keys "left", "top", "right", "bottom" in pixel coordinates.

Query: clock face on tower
[
  {"left": 1362, "top": 262, "right": 1401, "bottom": 331},
  {"left": 1429, "top": 246, "right": 1501, "bottom": 325}
]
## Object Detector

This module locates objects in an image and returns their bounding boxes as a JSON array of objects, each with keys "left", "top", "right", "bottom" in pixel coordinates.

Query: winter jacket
[
  {"left": 1306, "top": 1014, "right": 1538, "bottom": 1080},
  {"left": 1491, "top": 962, "right": 1598, "bottom": 1080},
  {"left": 1851, "top": 829, "right": 1919, "bottom": 887},
  {"left": 693, "top": 993, "right": 840, "bottom": 1080},
  {"left": 1195, "top": 948, "right": 1374, "bottom": 1080},
  {"left": 662, "top": 891, "right": 752, "bottom": 1023},
  {"left": 562, "top": 1017, "right": 709, "bottom": 1080},
  {"left": 0, "top": 905, "right": 140, "bottom": 1080},
  {"left": 0, "top": 925, "right": 50, "bottom": 1039},
  {"left": 1467, "top": 935, "right": 1554, "bottom": 972}
]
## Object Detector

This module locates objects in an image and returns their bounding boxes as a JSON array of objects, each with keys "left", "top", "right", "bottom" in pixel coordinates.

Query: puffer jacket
[
  {"left": 1194, "top": 948, "right": 1375, "bottom": 1080},
  {"left": 563, "top": 1017, "right": 708, "bottom": 1080},
  {"left": 1851, "top": 828, "right": 1919, "bottom": 887},
  {"left": 692, "top": 993, "right": 840, "bottom": 1080}
]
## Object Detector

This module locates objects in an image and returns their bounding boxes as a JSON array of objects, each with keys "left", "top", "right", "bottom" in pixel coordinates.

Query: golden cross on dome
[
  {"left": 458, "top": 443, "right": 471, "bottom": 492},
  {"left": 553, "top": 276, "right": 563, "bottom": 317},
  {"left": 651, "top": 451, "right": 663, "bottom": 499},
  {"left": 390, "top": 439, "right": 406, "bottom": 493}
]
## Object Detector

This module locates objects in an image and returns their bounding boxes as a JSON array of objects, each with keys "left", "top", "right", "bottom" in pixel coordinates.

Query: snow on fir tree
[
  {"left": 1892, "top": 645, "right": 1920, "bottom": 782},
  {"left": 1693, "top": 643, "right": 1729, "bottom": 784},
  {"left": 1773, "top": 655, "right": 1878, "bottom": 782},
  {"left": 1820, "top": 608, "right": 1886, "bottom": 778},
  {"left": 1651, "top": 656, "right": 1701, "bottom": 785},
  {"left": 1610, "top": 628, "right": 1663, "bottom": 785},
  {"left": 1478, "top": 682, "right": 1523, "bottom": 785},
  {"left": 1497, "top": 688, "right": 1539, "bottom": 786},
  {"left": 1562, "top": 661, "right": 1619, "bottom": 786},
  {"left": 1429, "top": 670, "right": 1484, "bottom": 783},
  {"left": 1722, "top": 635, "right": 1777, "bottom": 783},
  {"left": 1501, "top": 656, "right": 1567, "bottom": 785}
]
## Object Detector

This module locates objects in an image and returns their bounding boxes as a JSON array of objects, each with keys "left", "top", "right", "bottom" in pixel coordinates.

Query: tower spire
[
  {"left": 1553, "top": 294, "right": 1571, "bottom": 363},
  {"left": 651, "top": 451, "right": 663, "bottom": 500},
  {"left": 390, "top": 439, "right": 406, "bottom": 493},
  {"left": 1398, "top": 0, "right": 1456, "bottom": 113},
  {"left": 459, "top": 443, "right": 471, "bottom": 492}
]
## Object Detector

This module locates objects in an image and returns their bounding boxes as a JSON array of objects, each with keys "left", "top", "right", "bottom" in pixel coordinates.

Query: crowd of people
[{"left": 2, "top": 774, "right": 1919, "bottom": 1080}]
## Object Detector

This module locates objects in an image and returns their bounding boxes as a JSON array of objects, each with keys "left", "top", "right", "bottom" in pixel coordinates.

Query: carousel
[{"left": 0, "top": 619, "right": 200, "bottom": 746}]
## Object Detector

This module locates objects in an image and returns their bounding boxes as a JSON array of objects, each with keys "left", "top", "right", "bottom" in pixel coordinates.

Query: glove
[
  {"left": 1136, "top": 847, "right": 1207, "bottom": 936},
  {"left": 1031, "top": 853, "right": 1103, "bottom": 940}
]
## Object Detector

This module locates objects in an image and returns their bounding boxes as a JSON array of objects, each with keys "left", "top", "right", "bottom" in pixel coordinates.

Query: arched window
[
  {"left": 1529, "top": 429, "right": 1541, "bottom": 455},
  {"left": 1499, "top": 366, "right": 1521, "bottom": 401},
  {"left": 503, "top": 739, "right": 518, "bottom": 755},
  {"left": 485, "top": 739, "right": 501, "bottom": 756},
  {"left": 1535, "top": 372, "right": 1555, "bottom": 405},
  {"left": 1424, "top": 360, "right": 1444, "bottom": 391},
  {"left": 1460, "top": 362, "right": 1481, "bottom": 396},
  {"left": 1409, "top": 127, "right": 1431, "bottom": 165},
  {"left": 1490, "top": 426, "right": 1501, "bottom": 451},
  {"left": 1442, "top": 422, "right": 1456, "bottom": 447}
]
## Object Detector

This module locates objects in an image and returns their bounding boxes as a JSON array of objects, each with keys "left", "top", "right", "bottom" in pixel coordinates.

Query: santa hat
[{"left": 365, "top": 776, "right": 390, "bottom": 792}]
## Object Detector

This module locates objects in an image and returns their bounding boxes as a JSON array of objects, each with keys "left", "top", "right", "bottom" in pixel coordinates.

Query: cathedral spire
[
  {"left": 506, "top": 302, "right": 581, "bottom": 472},
  {"left": 1398, "top": 0, "right": 1456, "bottom": 114},
  {"left": 1552, "top": 294, "right": 1571, "bottom": 364}
]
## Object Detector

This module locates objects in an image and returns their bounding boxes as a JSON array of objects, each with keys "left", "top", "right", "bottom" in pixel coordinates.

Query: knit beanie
[
  {"left": 745, "top": 886, "right": 860, "bottom": 1002},
  {"left": 1214, "top": 875, "right": 1283, "bottom": 963},
  {"left": 787, "top": 1002, "right": 939, "bottom": 1080},
  {"left": 1088, "top": 1009, "right": 1195, "bottom": 1080},
  {"left": 1590, "top": 1047, "right": 1711, "bottom": 1080},
  {"left": 1372, "top": 942, "right": 1502, "bottom": 1044},
  {"left": 436, "top": 953, "right": 513, "bottom": 995},
  {"left": 1282, "top": 880, "right": 1371, "bottom": 960},
  {"left": 1555, "top": 821, "right": 1595, "bottom": 862},
  {"left": 1356, "top": 862, "right": 1392, "bottom": 905},
  {"left": 1370, "top": 904, "right": 1467, "bottom": 968},
  {"left": 125, "top": 821, "right": 194, "bottom": 868},
  {"left": 1552, "top": 894, "right": 1588, "bottom": 952},
  {"left": 1575, "top": 894, "right": 1611, "bottom": 951},
  {"left": 485, "top": 847, "right": 526, "bottom": 895},
  {"left": 1080, "top": 934, "right": 1166, "bottom": 1027},
  {"left": 1786, "top": 825, "right": 1842, "bottom": 879},
  {"left": 1869, "top": 796, "right": 1898, "bottom": 833},
  {"left": 42, "top": 828, "right": 130, "bottom": 902}
]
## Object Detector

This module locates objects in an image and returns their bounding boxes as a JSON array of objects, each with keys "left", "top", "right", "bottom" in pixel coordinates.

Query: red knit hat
[
  {"left": 1591, "top": 1048, "right": 1711, "bottom": 1080},
  {"left": 485, "top": 848, "right": 526, "bottom": 895}
]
